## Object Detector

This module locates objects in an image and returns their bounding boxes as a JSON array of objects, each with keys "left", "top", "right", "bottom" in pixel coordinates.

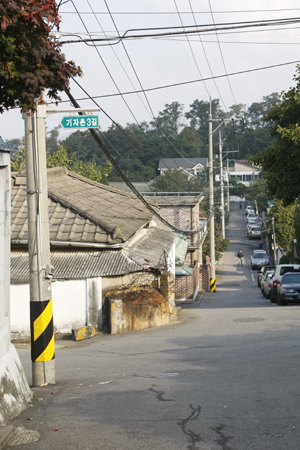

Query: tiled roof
[
  {"left": 145, "top": 195, "right": 204, "bottom": 206},
  {"left": 10, "top": 250, "right": 142, "bottom": 282},
  {"left": 11, "top": 167, "right": 157, "bottom": 245},
  {"left": 10, "top": 227, "right": 176, "bottom": 281},
  {"left": 158, "top": 158, "right": 208, "bottom": 170}
]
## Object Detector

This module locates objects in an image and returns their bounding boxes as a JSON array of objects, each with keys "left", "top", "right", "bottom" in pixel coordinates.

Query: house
[
  {"left": 10, "top": 167, "right": 178, "bottom": 338},
  {"left": 229, "top": 160, "right": 260, "bottom": 186},
  {"left": 0, "top": 145, "right": 31, "bottom": 424},
  {"left": 158, "top": 158, "right": 208, "bottom": 180},
  {"left": 144, "top": 193, "right": 209, "bottom": 298}
]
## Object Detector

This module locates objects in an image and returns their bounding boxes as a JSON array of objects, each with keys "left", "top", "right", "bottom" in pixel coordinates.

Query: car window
[
  {"left": 280, "top": 266, "right": 300, "bottom": 276},
  {"left": 282, "top": 274, "right": 300, "bottom": 283},
  {"left": 253, "top": 251, "right": 267, "bottom": 258},
  {"left": 264, "top": 271, "right": 274, "bottom": 280}
]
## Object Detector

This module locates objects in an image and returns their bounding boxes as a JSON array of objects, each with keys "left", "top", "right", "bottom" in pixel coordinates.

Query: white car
[
  {"left": 247, "top": 226, "right": 261, "bottom": 239},
  {"left": 247, "top": 213, "right": 258, "bottom": 223}
]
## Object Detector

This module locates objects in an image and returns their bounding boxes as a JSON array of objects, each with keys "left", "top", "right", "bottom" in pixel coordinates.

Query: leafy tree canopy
[
  {"left": 0, "top": 0, "right": 82, "bottom": 112},
  {"left": 153, "top": 168, "right": 203, "bottom": 192},
  {"left": 251, "top": 67, "right": 300, "bottom": 205},
  {"left": 11, "top": 143, "right": 111, "bottom": 184},
  {"left": 266, "top": 199, "right": 296, "bottom": 250}
]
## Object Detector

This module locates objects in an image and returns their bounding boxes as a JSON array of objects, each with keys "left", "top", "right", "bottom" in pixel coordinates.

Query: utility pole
[
  {"left": 24, "top": 105, "right": 55, "bottom": 386},
  {"left": 208, "top": 101, "right": 216, "bottom": 292},
  {"left": 226, "top": 157, "right": 230, "bottom": 213},
  {"left": 272, "top": 217, "right": 277, "bottom": 265},
  {"left": 219, "top": 129, "right": 225, "bottom": 239}
]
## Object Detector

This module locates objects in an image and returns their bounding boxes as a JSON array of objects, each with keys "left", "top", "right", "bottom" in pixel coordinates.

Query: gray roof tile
[{"left": 11, "top": 167, "right": 158, "bottom": 245}]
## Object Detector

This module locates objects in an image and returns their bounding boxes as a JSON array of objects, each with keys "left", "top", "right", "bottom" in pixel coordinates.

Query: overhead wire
[
  {"left": 70, "top": 0, "right": 148, "bottom": 138},
  {"left": 70, "top": 76, "right": 201, "bottom": 195},
  {"left": 101, "top": 0, "right": 205, "bottom": 171},
  {"left": 85, "top": 0, "right": 151, "bottom": 118},
  {"left": 173, "top": 0, "right": 210, "bottom": 98},
  {"left": 60, "top": 17, "right": 300, "bottom": 45},
  {"left": 207, "top": 0, "right": 236, "bottom": 105},
  {"left": 188, "top": 0, "right": 227, "bottom": 111},
  {"left": 57, "top": 59, "right": 300, "bottom": 103},
  {"left": 59, "top": 8, "right": 300, "bottom": 16},
  {"left": 65, "top": 90, "right": 210, "bottom": 235}
]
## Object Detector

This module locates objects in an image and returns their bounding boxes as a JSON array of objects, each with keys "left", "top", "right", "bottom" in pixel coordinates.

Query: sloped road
[{"left": 10, "top": 203, "right": 300, "bottom": 450}]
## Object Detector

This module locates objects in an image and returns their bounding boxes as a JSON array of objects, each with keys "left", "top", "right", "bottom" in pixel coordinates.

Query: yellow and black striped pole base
[
  {"left": 30, "top": 299, "right": 55, "bottom": 385},
  {"left": 210, "top": 278, "right": 216, "bottom": 292}
]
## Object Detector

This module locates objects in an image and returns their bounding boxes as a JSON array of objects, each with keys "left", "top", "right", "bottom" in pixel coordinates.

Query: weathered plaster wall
[
  {"left": 0, "top": 149, "right": 31, "bottom": 424},
  {"left": 10, "top": 277, "right": 102, "bottom": 337}
]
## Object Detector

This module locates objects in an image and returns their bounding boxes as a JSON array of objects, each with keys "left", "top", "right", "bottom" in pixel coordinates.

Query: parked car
[
  {"left": 245, "top": 206, "right": 255, "bottom": 216},
  {"left": 247, "top": 221, "right": 260, "bottom": 230},
  {"left": 250, "top": 250, "right": 270, "bottom": 270},
  {"left": 261, "top": 270, "right": 274, "bottom": 298},
  {"left": 276, "top": 272, "right": 300, "bottom": 305},
  {"left": 247, "top": 213, "right": 258, "bottom": 223},
  {"left": 270, "top": 264, "right": 300, "bottom": 303},
  {"left": 247, "top": 226, "right": 261, "bottom": 240},
  {"left": 257, "top": 265, "right": 275, "bottom": 287}
]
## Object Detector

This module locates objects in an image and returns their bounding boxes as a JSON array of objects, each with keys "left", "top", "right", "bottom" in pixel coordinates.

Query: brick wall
[
  {"left": 199, "top": 255, "right": 210, "bottom": 291},
  {"left": 175, "top": 275, "right": 193, "bottom": 299}
]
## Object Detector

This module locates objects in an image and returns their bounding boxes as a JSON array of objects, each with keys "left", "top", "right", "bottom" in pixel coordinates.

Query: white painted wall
[{"left": 10, "top": 277, "right": 102, "bottom": 337}]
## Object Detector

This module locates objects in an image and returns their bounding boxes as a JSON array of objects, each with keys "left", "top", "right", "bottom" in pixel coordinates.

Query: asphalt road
[{"left": 8, "top": 203, "right": 300, "bottom": 450}]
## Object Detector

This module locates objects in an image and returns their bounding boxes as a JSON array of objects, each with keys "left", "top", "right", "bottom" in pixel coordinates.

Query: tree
[
  {"left": 0, "top": 0, "right": 82, "bottom": 113},
  {"left": 151, "top": 101, "right": 184, "bottom": 139},
  {"left": 11, "top": 144, "right": 111, "bottom": 184},
  {"left": 246, "top": 178, "right": 269, "bottom": 212},
  {"left": 266, "top": 199, "right": 296, "bottom": 250},
  {"left": 174, "top": 127, "right": 204, "bottom": 157},
  {"left": 251, "top": 68, "right": 300, "bottom": 205},
  {"left": 153, "top": 168, "right": 203, "bottom": 192},
  {"left": 46, "top": 125, "right": 60, "bottom": 154}
]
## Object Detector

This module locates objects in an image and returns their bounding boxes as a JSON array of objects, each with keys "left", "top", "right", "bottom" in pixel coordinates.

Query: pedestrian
[
  {"left": 237, "top": 249, "right": 243, "bottom": 266},
  {"left": 239, "top": 201, "right": 242, "bottom": 209}
]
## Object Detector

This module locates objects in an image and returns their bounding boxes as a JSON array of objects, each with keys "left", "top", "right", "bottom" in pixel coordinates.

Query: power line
[
  {"left": 65, "top": 90, "right": 209, "bottom": 235},
  {"left": 56, "top": 59, "right": 300, "bottom": 103},
  {"left": 86, "top": 0, "right": 151, "bottom": 118},
  {"left": 70, "top": 77, "right": 197, "bottom": 195},
  {"left": 102, "top": 0, "right": 202, "bottom": 169},
  {"left": 60, "top": 17, "right": 300, "bottom": 44},
  {"left": 188, "top": 0, "right": 227, "bottom": 111},
  {"left": 59, "top": 8, "right": 300, "bottom": 15},
  {"left": 173, "top": 0, "right": 210, "bottom": 98},
  {"left": 207, "top": 0, "right": 236, "bottom": 105},
  {"left": 70, "top": 0, "right": 146, "bottom": 135}
]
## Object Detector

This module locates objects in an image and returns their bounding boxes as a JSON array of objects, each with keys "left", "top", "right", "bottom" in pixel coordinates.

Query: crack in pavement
[
  {"left": 210, "top": 424, "right": 235, "bottom": 450},
  {"left": 147, "top": 387, "right": 175, "bottom": 402},
  {"left": 178, "top": 404, "right": 202, "bottom": 450}
]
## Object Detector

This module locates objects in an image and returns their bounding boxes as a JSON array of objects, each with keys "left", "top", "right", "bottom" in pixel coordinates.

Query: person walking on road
[{"left": 237, "top": 249, "right": 244, "bottom": 266}]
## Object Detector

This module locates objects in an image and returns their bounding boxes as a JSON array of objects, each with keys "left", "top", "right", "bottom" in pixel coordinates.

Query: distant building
[
  {"left": 229, "top": 160, "right": 260, "bottom": 186},
  {"left": 158, "top": 158, "right": 208, "bottom": 180}
]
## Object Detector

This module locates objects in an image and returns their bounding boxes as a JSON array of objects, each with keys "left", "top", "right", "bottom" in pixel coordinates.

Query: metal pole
[
  {"left": 227, "top": 157, "right": 230, "bottom": 213},
  {"left": 272, "top": 217, "right": 277, "bottom": 265},
  {"left": 23, "top": 105, "right": 55, "bottom": 386},
  {"left": 208, "top": 100, "right": 216, "bottom": 292},
  {"left": 219, "top": 129, "right": 225, "bottom": 239}
]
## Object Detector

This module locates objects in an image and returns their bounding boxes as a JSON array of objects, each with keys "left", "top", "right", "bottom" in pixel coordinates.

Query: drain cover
[{"left": 233, "top": 318, "right": 264, "bottom": 323}]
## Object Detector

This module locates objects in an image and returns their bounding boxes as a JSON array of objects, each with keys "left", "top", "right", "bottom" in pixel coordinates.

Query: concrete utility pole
[
  {"left": 226, "top": 157, "right": 230, "bottom": 213},
  {"left": 272, "top": 217, "right": 277, "bottom": 265},
  {"left": 219, "top": 129, "right": 225, "bottom": 239},
  {"left": 208, "top": 101, "right": 216, "bottom": 292},
  {"left": 24, "top": 105, "right": 55, "bottom": 386}
]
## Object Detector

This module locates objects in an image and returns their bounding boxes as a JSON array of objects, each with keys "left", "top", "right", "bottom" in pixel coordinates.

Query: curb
[{"left": 0, "top": 425, "right": 15, "bottom": 450}]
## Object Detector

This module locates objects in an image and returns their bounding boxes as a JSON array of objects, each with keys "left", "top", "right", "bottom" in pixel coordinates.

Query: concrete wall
[
  {"left": 0, "top": 149, "right": 31, "bottom": 424},
  {"left": 104, "top": 287, "right": 177, "bottom": 335},
  {"left": 10, "top": 277, "right": 102, "bottom": 337}
]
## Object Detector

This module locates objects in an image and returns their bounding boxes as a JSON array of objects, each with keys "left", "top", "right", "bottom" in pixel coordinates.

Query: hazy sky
[{"left": 2, "top": 0, "right": 300, "bottom": 142}]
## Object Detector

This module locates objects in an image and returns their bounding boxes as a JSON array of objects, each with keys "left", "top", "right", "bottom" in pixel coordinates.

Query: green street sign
[{"left": 60, "top": 115, "right": 99, "bottom": 129}]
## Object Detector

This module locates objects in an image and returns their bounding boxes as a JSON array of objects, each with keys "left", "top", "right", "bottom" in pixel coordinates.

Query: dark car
[
  {"left": 270, "top": 264, "right": 300, "bottom": 303},
  {"left": 276, "top": 272, "right": 300, "bottom": 305},
  {"left": 257, "top": 265, "right": 275, "bottom": 287},
  {"left": 250, "top": 250, "right": 270, "bottom": 270}
]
